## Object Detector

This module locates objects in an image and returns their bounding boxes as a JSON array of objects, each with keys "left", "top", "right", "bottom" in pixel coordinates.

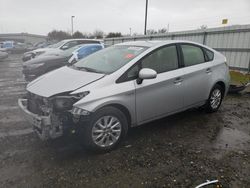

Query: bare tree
[
  {"left": 106, "top": 32, "right": 123, "bottom": 38},
  {"left": 158, "top": 28, "right": 168, "bottom": 34},
  {"left": 146, "top": 29, "right": 157, "bottom": 35},
  {"left": 199, "top": 25, "right": 208, "bottom": 30},
  {"left": 72, "top": 31, "right": 84, "bottom": 38},
  {"left": 92, "top": 29, "right": 104, "bottom": 39},
  {"left": 47, "top": 30, "right": 71, "bottom": 41}
]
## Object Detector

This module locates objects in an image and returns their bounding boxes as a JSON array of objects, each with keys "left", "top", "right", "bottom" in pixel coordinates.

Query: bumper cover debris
[{"left": 18, "top": 98, "right": 63, "bottom": 140}]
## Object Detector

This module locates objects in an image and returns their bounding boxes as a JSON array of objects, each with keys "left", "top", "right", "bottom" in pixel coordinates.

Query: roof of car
[
  {"left": 115, "top": 40, "right": 198, "bottom": 47},
  {"left": 62, "top": 38, "right": 102, "bottom": 42}
]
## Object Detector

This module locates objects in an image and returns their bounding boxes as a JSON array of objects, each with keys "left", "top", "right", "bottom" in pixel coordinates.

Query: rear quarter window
[{"left": 203, "top": 48, "right": 214, "bottom": 61}]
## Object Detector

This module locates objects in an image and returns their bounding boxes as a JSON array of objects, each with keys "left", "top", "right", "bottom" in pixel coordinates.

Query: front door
[{"left": 135, "top": 45, "right": 184, "bottom": 124}]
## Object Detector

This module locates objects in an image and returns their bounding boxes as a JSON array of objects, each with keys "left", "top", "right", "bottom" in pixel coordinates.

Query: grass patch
[{"left": 230, "top": 71, "right": 250, "bottom": 85}]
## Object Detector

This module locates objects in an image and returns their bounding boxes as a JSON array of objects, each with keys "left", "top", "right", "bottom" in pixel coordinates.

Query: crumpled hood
[{"left": 27, "top": 66, "right": 105, "bottom": 97}]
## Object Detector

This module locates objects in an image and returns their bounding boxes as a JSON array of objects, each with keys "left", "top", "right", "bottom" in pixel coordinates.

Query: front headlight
[
  {"left": 71, "top": 107, "right": 90, "bottom": 116},
  {"left": 52, "top": 91, "right": 90, "bottom": 111}
]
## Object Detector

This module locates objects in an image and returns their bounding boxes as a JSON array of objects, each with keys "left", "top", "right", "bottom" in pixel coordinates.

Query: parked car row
[
  {"left": 18, "top": 40, "right": 230, "bottom": 152},
  {"left": 0, "top": 51, "right": 8, "bottom": 61},
  {"left": 22, "top": 43, "right": 104, "bottom": 81},
  {"left": 22, "top": 39, "right": 102, "bottom": 62},
  {"left": 0, "top": 41, "right": 32, "bottom": 54}
]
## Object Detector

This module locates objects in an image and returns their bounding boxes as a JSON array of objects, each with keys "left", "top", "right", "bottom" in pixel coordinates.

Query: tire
[
  {"left": 80, "top": 106, "right": 128, "bottom": 152},
  {"left": 205, "top": 84, "right": 223, "bottom": 113}
]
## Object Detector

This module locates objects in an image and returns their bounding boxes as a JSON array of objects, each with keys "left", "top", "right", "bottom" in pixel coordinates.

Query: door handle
[
  {"left": 206, "top": 68, "right": 212, "bottom": 74},
  {"left": 174, "top": 77, "right": 183, "bottom": 84}
]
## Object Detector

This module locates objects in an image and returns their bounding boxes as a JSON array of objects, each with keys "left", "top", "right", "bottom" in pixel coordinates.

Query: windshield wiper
[
  {"left": 69, "top": 64, "right": 105, "bottom": 74},
  {"left": 76, "top": 66, "right": 104, "bottom": 74}
]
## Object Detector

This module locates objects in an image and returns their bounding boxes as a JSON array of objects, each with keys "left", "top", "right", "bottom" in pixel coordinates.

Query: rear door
[
  {"left": 134, "top": 45, "right": 185, "bottom": 123},
  {"left": 180, "top": 44, "right": 214, "bottom": 107}
]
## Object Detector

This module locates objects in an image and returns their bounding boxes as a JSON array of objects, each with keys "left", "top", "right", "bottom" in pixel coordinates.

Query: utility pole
[
  {"left": 129, "top": 28, "right": 132, "bottom": 36},
  {"left": 71, "top": 16, "right": 75, "bottom": 36},
  {"left": 144, "top": 0, "right": 148, "bottom": 35}
]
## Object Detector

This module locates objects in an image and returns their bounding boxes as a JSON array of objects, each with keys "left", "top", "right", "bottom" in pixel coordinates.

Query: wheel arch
[
  {"left": 214, "top": 81, "right": 226, "bottom": 97},
  {"left": 95, "top": 103, "right": 132, "bottom": 127}
]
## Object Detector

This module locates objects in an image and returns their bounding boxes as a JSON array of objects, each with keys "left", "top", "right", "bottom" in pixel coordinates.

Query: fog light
[{"left": 71, "top": 107, "right": 90, "bottom": 116}]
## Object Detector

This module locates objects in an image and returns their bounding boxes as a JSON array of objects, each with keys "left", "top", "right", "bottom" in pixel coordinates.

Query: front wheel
[
  {"left": 205, "top": 84, "right": 223, "bottom": 113},
  {"left": 80, "top": 106, "right": 128, "bottom": 152}
]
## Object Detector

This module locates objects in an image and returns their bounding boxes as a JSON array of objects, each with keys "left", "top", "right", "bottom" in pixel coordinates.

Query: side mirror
[{"left": 137, "top": 68, "right": 157, "bottom": 84}]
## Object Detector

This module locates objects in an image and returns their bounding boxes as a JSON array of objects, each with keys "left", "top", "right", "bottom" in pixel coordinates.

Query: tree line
[
  {"left": 47, "top": 27, "right": 172, "bottom": 41},
  {"left": 47, "top": 30, "right": 123, "bottom": 41}
]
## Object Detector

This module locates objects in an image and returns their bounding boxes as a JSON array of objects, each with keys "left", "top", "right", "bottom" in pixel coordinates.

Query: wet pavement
[{"left": 0, "top": 55, "right": 250, "bottom": 187}]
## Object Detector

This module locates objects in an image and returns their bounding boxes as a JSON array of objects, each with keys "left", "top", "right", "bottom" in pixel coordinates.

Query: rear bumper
[{"left": 18, "top": 99, "right": 63, "bottom": 140}]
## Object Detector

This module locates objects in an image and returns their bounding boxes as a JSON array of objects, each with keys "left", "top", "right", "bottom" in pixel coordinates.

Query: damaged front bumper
[{"left": 18, "top": 99, "right": 63, "bottom": 140}]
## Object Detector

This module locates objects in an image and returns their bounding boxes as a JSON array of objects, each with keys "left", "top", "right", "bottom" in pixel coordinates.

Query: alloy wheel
[
  {"left": 91, "top": 116, "right": 122, "bottom": 147},
  {"left": 210, "top": 89, "right": 222, "bottom": 109}
]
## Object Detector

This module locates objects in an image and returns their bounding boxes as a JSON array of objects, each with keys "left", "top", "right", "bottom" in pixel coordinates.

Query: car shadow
[{"left": 40, "top": 107, "right": 215, "bottom": 161}]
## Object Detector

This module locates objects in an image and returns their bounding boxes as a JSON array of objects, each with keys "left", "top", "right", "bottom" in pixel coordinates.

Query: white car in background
[{"left": 22, "top": 39, "right": 102, "bottom": 62}]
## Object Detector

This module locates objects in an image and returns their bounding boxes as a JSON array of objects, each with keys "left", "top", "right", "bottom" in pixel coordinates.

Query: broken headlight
[{"left": 52, "top": 91, "right": 89, "bottom": 111}]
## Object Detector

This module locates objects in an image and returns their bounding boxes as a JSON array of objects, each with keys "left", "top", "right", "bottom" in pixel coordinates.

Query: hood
[
  {"left": 23, "top": 55, "right": 67, "bottom": 66},
  {"left": 27, "top": 66, "right": 105, "bottom": 97},
  {"left": 33, "top": 48, "right": 51, "bottom": 53},
  {"left": 25, "top": 48, "right": 61, "bottom": 56}
]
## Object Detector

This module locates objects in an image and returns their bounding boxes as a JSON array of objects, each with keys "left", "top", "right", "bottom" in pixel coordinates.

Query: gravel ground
[{"left": 0, "top": 55, "right": 250, "bottom": 188}]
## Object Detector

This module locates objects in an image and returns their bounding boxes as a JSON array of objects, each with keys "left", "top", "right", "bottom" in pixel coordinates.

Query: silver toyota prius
[{"left": 18, "top": 40, "right": 230, "bottom": 151}]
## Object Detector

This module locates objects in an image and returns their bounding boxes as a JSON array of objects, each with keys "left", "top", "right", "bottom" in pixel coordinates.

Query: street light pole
[
  {"left": 71, "top": 16, "right": 75, "bottom": 36},
  {"left": 129, "top": 28, "right": 132, "bottom": 36},
  {"left": 144, "top": 0, "right": 148, "bottom": 35}
]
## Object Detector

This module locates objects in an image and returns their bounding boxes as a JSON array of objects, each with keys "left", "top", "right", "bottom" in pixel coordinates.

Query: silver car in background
[{"left": 18, "top": 40, "right": 230, "bottom": 151}]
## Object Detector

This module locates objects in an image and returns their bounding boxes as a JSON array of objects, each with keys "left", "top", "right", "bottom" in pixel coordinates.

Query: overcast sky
[{"left": 0, "top": 0, "right": 250, "bottom": 35}]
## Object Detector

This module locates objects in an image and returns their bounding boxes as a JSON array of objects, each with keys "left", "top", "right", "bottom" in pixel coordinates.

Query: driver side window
[{"left": 117, "top": 45, "right": 179, "bottom": 83}]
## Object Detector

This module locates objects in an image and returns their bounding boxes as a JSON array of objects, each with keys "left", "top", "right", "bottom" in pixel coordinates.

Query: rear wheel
[
  {"left": 205, "top": 84, "right": 223, "bottom": 113},
  {"left": 81, "top": 106, "right": 128, "bottom": 152}
]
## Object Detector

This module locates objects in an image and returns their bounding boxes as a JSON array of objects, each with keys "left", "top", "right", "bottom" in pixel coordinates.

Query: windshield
[
  {"left": 72, "top": 45, "right": 147, "bottom": 74},
  {"left": 48, "top": 40, "right": 66, "bottom": 48}
]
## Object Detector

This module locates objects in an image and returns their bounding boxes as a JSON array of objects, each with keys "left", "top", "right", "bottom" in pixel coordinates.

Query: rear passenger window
[
  {"left": 141, "top": 45, "right": 179, "bottom": 73},
  {"left": 181, "top": 44, "right": 205, "bottom": 66},
  {"left": 204, "top": 48, "right": 214, "bottom": 61}
]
